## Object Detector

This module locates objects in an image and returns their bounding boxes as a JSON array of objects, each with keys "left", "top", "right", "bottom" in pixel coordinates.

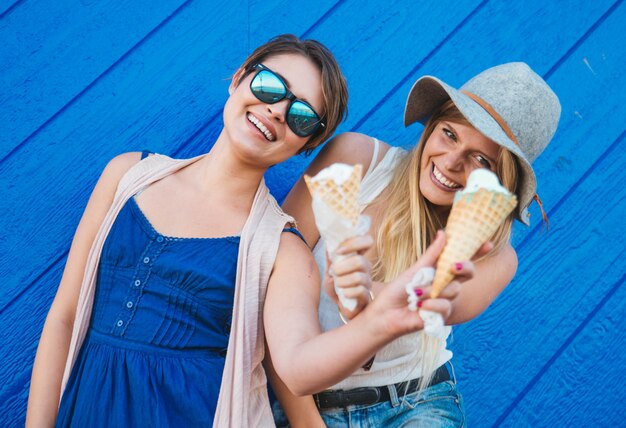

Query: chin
[{"left": 420, "top": 184, "right": 454, "bottom": 208}]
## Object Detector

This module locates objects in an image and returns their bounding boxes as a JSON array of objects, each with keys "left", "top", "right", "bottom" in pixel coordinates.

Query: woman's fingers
[
  {"left": 334, "top": 272, "right": 371, "bottom": 292},
  {"left": 323, "top": 275, "right": 337, "bottom": 301},
  {"left": 336, "top": 235, "right": 374, "bottom": 256},
  {"left": 332, "top": 254, "right": 371, "bottom": 276},
  {"left": 472, "top": 241, "right": 494, "bottom": 260},
  {"left": 325, "top": 248, "right": 373, "bottom": 320},
  {"left": 419, "top": 298, "right": 453, "bottom": 319},
  {"left": 448, "top": 260, "right": 476, "bottom": 282},
  {"left": 411, "top": 281, "right": 461, "bottom": 301},
  {"left": 340, "top": 285, "right": 371, "bottom": 300}
]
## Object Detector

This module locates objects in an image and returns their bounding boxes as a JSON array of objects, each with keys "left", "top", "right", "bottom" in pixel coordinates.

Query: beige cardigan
[{"left": 60, "top": 153, "right": 292, "bottom": 427}]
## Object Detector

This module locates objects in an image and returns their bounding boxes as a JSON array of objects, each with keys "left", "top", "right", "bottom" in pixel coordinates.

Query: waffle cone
[
  {"left": 431, "top": 189, "right": 517, "bottom": 297},
  {"left": 304, "top": 164, "right": 362, "bottom": 225}
]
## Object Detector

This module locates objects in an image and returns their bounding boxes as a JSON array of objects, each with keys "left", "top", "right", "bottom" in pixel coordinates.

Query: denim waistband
[{"left": 313, "top": 364, "right": 451, "bottom": 410}]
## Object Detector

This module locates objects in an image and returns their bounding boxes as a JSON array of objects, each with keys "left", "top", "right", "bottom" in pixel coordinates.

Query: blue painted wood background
[{"left": 1, "top": 0, "right": 624, "bottom": 426}]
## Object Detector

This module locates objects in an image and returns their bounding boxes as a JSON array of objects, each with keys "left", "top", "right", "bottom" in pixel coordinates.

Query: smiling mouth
[
  {"left": 247, "top": 113, "right": 275, "bottom": 141},
  {"left": 432, "top": 164, "right": 462, "bottom": 189}
]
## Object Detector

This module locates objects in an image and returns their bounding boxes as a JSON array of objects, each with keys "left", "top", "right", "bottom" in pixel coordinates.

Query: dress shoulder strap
[
  {"left": 358, "top": 146, "right": 407, "bottom": 209},
  {"left": 364, "top": 138, "right": 381, "bottom": 177}
]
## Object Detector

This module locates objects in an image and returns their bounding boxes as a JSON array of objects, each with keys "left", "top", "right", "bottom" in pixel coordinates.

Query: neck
[{"left": 191, "top": 130, "right": 268, "bottom": 203}]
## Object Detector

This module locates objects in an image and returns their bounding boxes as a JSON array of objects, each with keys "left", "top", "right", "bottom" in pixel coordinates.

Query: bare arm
[
  {"left": 447, "top": 243, "right": 518, "bottom": 325},
  {"left": 26, "top": 152, "right": 141, "bottom": 427},
  {"left": 264, "top": 343, "right": 326, "bottom": 428},
  {"left": 264, "top": 231, "right": 452, "bottom": 396},
  {"left": 269, "top": 133, "right": 382, "bottom": 421}
]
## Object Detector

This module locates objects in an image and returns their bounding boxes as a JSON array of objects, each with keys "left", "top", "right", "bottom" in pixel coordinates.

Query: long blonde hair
[{"left": 373, "top": 101, "right": 520, "bottom": 390}]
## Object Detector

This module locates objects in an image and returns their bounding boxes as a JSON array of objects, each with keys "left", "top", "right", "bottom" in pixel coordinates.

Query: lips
[
  {"left": 247, "top": 113, "right": 276, "bottom": 141},
  {"left": 431, "top": 164, "right": 462, "bottom": 190}
]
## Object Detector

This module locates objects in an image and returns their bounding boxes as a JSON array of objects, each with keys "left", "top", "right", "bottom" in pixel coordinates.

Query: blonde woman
[{"left": 273, "top": 63, "right": 561, "bottom": 426}]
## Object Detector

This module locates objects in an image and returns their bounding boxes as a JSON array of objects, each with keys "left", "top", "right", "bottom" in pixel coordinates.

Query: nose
[
  {"left": 443, "top": 148, "right": 464, "bottom": 172},
  {"left": 266, "top": 100, "right": 289, "bottom": 122}
]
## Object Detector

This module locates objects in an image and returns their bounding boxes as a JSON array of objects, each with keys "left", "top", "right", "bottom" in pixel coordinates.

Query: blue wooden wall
[{"left": 1, "top": 0, "right": 624, "bottom": 426}]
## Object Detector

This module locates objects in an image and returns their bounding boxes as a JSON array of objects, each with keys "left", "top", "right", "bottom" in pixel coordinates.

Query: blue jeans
[{"left": 272, "top": 363, "right": 465, "bottom": 427}]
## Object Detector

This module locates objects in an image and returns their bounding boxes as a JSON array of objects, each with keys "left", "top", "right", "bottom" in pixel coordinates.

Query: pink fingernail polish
[
  {"left": 417, "top": 301, "right": 423, "bottom": 308},
  {"left": 455, "top": 262, "right": 463, "bottom": 272},
  {"left": 416, "top": 289, "right": 423, "bottom": 297}
]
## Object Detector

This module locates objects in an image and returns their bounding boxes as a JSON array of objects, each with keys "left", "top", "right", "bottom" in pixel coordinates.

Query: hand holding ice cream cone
[
  {"left": 305, "top": 163, "right": 371, "bottom": 313},
  {"left": 431, "top": 169, "right": 517, "bottom": 298}
]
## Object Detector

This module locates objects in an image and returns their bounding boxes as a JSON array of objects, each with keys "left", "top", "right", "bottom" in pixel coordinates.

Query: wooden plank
[
  {"left": 452, "top": 130, "right": 626, "bottom": 425},
  {"left": 500, "top": 269, "right": 626, "bottom": 427},
  {"left": 0, "top": 0, "right": 248, "bottom": 311},
  {"left": 0, "top": 0, "right": 187, "bottom": 159},
  {"left": 454, "top": 11, "right": 626, "bottom": 424},
  {"left": 247, "top": 0, "right": 342, "bottom": 44},
  {"left": 0, "top": 263, "right": 61, "bottom": 426},
  {"left": 0, "top": 0, "right": 21, "bottom": 18}
]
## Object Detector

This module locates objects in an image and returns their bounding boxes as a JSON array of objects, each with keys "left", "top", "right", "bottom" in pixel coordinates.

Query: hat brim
[{"left": 404, "top": 76, "right": 535, "bottom": 224}]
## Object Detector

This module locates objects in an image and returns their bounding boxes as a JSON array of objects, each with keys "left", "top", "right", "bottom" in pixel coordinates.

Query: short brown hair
[{"left": 236, "top": 34, "right": 348, "bottom": 154}]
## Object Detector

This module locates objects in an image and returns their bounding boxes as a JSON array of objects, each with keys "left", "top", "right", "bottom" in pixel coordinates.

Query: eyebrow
[{"left": 444, "top": 122, "right": 497, "bottom": 165}]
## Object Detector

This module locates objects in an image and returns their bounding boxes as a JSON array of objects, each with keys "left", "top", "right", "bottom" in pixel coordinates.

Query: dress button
[
  {"left": 116, "top": 320, "right": 124, "bottom": 327},
  {"left": 134, "top": 279, "right": 141, "bottom": 286},
  {"left": 143, "top": 257, "right": 150, "bottom": 264},
  {"left": 156, "top": 236, "right": 164, "bottom": 243},
  {"left": 126, "top": 301, "right": 133, "bottom": 308}
]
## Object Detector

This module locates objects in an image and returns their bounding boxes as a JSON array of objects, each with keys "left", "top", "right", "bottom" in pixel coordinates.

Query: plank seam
[
  {"left": 301, "top": 0, "right": 347, "bottom": 39},
  {"left": 515, "top": 129, "right": 626, "bottom": 252},
  {"left": 493, "top": 129, "right": 625, "bottom": 423},
  {"left": 544, "top": 0, "right": 623, "bottom": 80},
  {"left": 491, "top": 269, "right": 626, "bottom": 427},
  {"left": 351, "top": 0, "right": 491, "bottom": 132},
  {"left": 0, "top": 0, "right": 24, "bottom": 20},
  {"left": 0, "top": 0, "right": 195, "bottom": 165}
]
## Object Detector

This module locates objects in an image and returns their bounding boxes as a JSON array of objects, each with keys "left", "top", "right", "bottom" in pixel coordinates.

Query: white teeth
[
  {"left": 433, "top": 165, "right": 461, "bottom": 189},
  {"left": 247, "top": 113, "right": 275, "bottom": 141}
]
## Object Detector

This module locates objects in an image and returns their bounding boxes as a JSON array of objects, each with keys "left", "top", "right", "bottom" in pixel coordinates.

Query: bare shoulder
[
  {"left": 275, "top": 231, "right": 315, "bottom": 269},
  {"left": 84, "top": 152, "right": 143, "bottom": 218},
  {"left": 481, "top": 242, "right": 518, "bottom": 281},
  {"left": 311, "top": 132, "right": 392, "bottom": 177},
  {"left": 496, "top": 242, "right": 518, "bottom": 268},
  {"left": 274, "top": 231, "right": 319, "bottom": 280},
  {"left": 101, "top": 151, "right": 143, "bottom": 182}
]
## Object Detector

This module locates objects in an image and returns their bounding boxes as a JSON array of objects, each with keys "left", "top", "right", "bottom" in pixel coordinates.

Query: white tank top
[{"left": 314, "top": 138, "right": 452, "bottom": 389}]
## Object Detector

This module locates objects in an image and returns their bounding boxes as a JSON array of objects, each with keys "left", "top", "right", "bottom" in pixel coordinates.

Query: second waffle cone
[
  {"left": 431, "top": 189, "right": 517, "bottom": 298},
  {"left": 304, "top": 164, "right": 362, "bottom": 225}
]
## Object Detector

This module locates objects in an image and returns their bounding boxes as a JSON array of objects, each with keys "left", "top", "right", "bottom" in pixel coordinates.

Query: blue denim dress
[{"left": 56, "top": 196, "right": 239, "bottom": 427}]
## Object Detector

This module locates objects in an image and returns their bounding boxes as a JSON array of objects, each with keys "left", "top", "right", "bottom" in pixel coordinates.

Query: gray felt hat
[{"left": 404, "top": 62, "right": 561, "bottom": 224}]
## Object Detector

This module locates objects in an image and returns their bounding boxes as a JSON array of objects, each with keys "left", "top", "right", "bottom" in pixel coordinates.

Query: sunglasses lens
[
  {"left": 250, "top": 70, "right": 286, "bottom": 103},
  {"left": 288, "top": 101, "right": 321, "bottom": 137}
]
